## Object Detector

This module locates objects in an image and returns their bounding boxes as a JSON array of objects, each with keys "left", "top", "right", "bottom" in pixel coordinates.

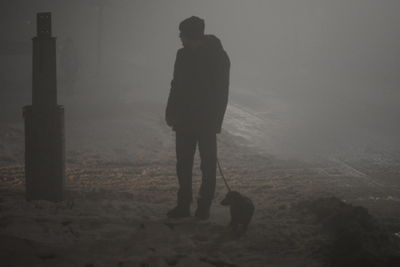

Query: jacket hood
[{"left": 202, "top": 34, "right": 224, "bottom": 52}]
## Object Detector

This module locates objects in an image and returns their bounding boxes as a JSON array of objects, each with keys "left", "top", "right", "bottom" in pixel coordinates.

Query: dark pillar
[{"left": 23, "top": 12, "right": 65, "bottom": 201}]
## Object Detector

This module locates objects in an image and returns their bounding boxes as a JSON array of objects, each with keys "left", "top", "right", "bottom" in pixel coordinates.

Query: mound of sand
[{"left": 298, "top": 197, "right": 400, "bottom": 267}]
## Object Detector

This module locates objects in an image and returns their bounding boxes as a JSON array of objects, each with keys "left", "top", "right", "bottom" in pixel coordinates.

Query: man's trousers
[{"left": 175, "top": 131, "right": 217, "bottom": 207}]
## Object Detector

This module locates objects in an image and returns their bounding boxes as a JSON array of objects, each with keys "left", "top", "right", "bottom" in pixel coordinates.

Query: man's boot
[
  {"left": 167, "top": 203, "right": 190, "bottom": 219},
  {"left": 195, "top": 199, "right": 211, "bottom": 220}
]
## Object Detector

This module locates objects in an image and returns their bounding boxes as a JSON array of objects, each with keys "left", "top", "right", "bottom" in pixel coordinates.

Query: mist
[
  {"left": 1, "top": 1, "right": 400, "bottom": 266},
  {"left": 1, "top": 0, "right": 399, "bottom": 157}
]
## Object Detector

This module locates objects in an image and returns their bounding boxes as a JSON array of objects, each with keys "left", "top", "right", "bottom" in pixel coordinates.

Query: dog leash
[{"left": 217, "top": 158, "right": 231, "bottom": 192}]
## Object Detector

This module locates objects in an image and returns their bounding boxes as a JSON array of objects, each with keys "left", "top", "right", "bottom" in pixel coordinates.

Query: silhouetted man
[{"left": 166, "top": 16, "right": 230, "bottom": 220}]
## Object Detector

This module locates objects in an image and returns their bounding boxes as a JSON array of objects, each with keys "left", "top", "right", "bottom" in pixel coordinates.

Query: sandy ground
[{"left": 1, "top": 98, "right": 400, "bottom": 267}]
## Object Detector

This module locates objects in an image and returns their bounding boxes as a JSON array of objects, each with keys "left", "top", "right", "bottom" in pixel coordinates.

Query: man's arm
[
  {"left": 214, "top": 50, "right": 230, "bottom": 132},
  {"left": 165, "top": 49, "right": 183, "bottom": 127}
]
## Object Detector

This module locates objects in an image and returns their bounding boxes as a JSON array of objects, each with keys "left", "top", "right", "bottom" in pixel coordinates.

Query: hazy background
[{"left": 1, "top": 0, "right": 399, "bottom": 155}]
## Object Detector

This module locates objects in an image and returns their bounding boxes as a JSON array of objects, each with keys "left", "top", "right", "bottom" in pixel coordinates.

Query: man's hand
[{"left": 165, "top": 115, "right": 175, "bottom": 127}]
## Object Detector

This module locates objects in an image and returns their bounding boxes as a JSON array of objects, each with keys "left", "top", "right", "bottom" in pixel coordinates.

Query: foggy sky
[{"left": 1, "top": 0, "right": 399, "bottom": 150}]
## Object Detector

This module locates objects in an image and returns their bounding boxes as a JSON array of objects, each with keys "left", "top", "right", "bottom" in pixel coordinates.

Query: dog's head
[{"left": 220, "top": 191, "right": 242, "bottom": 206}]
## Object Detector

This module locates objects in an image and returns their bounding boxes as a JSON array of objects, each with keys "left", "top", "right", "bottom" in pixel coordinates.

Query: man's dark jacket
[{"left": 166, "top": 35, "right": 230, "bottom": 133}]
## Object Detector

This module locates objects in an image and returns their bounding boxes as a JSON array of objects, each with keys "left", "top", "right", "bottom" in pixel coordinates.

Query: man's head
[{"left": 179, "top": 16, "right": 205, "bottom": 49}]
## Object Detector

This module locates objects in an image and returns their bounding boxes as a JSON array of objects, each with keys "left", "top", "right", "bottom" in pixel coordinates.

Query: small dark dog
[{"left": 221, "top": 191, "right": 254, "bottom": 233}]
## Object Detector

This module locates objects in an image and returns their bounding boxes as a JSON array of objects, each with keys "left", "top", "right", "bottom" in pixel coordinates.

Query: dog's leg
[
  {"left": 231, "top": 222, "right": 239, "bottom": 232},
  {"left": 241, "top": 223, "right": 248, "bottom": 233}
]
